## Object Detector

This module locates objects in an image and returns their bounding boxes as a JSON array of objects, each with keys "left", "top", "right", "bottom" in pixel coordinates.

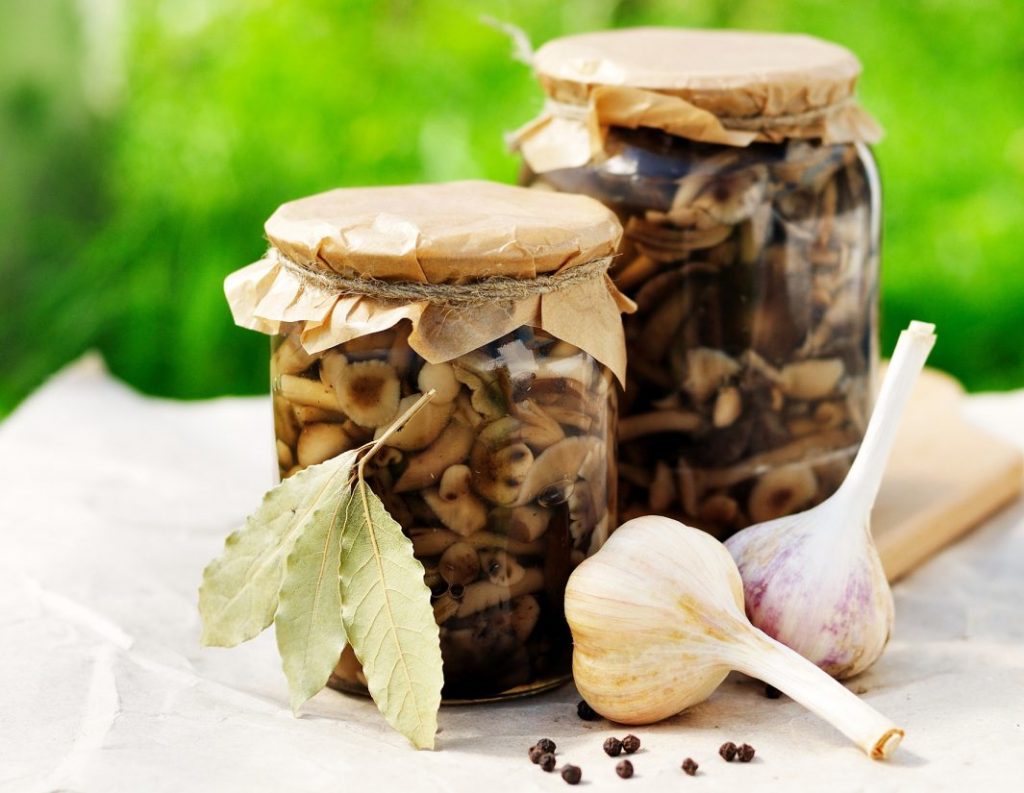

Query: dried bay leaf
[
  {"left": 198, "top": 391, "right": 443, "bottom": 749},
  {"left": 199, "top": 450, "right": 358, "bottom": 647},
  {"left": 274, "top": 485, "right": 354, "bottom": 712},
  {"left": 340, "top": 479, "right": 443, "bottom": 750}
]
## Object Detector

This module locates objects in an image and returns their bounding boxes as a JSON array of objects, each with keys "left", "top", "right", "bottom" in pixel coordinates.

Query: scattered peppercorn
[
  {"left": 615, "top": 760, "right": 634, "bottom": 779},
  {"left": 539, "top": 753, "right": 557, "bottom": 772},
  {"left": 719, "top": 741, "right": 738, "bottom": 762},
  {"left": 528, "top": 745, "right": 543, "bottom": 764},
  {"left": 622, "top": 734, "right": 641, "bottom": 754},
  {"left": 561, "top": 765, "right": 582, "bottom": 785},
  {"left": 577, "top": 700, "right": 600, "bottom": 721},
  {"left": 737, "top": 743, "right": 756, "bottom": 763},
  {"left": 681, "top": 758, "right": 699, "bottom": 776},
  {"left": 765, "top": 684, "right": 781, "bottom": 699},
  {"left": 603, "top": 737, "right": 623, "bottom": 757},
  {"left": 536, "top": 738, "right": 556, "bottom": 754}
]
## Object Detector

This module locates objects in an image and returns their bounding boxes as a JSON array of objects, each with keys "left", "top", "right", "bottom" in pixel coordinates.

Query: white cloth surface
[{"left": 1, "top": 355, "right": 1022, "bottom": 793}]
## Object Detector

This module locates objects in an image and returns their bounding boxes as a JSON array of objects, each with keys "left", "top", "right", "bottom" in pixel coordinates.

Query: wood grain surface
[{"left": 874, "top": 368, "right": 1023, "bottom": 580}]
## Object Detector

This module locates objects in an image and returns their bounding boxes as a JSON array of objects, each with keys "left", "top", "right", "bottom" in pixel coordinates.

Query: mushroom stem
[
  {"left": 409, "top": 528, "right": 544, "bottom": 557},
  {"left": 726, "top": 629, "right": 903, "bottom": 760},
  {"left": 618, "top": 410, "right": 702, "bottom": 441},
  {"left": 279, "top": 374, "right": 339, "bottom": 412},
  {"left": 454, "top": 567, "right": 544, "bottom": 617}
]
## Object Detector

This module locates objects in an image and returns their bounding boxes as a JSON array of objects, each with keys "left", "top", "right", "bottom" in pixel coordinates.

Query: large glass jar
[
  {"left": 529, "top": 133, "right": 879, "bottom": 536},
  {"left": 271, "top": 322, "right": 616, "bottom": 700},
  {"left": 224, "top": 180, "right": 630, "bottom": 702},
  {"left": 516, "top": 29, "right": 882, "bottom": 538}
]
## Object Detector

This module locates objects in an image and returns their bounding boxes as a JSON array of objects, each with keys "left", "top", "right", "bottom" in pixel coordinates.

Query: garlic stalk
[
  {"left": 565, "top": 516, "right": 904, "bottom": 759},
  {"left": 725, "top": 321, "right": 936, "bottom": 679}
]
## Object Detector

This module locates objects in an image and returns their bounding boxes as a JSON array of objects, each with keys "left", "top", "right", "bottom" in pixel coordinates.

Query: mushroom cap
[
  {"left": 747, "top": 464, "right": 819, "bottom": 524},
  {"left": 439, "top": 541, "right": 481, "bottom": 587},
  {"left": 334, "top": 360, "right": 401, "bottom": 428},
  {"left": 470, "top": 439, "right": 535, "bottom": 506},
  {"left": 418, "top": 362, "right": 461, "bottom": 403}
]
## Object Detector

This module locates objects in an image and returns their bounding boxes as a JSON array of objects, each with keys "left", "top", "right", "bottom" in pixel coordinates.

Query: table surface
[{"left": 2, "top": 355, "right": 1023, "bottom": 793}]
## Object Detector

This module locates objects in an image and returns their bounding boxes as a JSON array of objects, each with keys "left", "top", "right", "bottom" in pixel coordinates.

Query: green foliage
[{"left": 2, "top": 0, "right": 1023, "bottom": 413}]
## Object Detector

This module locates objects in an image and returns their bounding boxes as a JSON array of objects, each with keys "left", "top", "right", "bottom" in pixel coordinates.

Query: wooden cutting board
[{"left": 874, "top": 368, "right": 1023, "bottom": 581}]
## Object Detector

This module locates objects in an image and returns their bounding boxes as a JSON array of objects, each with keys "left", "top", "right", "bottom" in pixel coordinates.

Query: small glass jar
[
  {"left": 225, "top": 180, "right": 630, "bottom": 701},
  {"left": 271, "top": 323, "right": 615, "bottom": 700},
  {"left": 517, "top": 29, "right": 882, "bottom": 538}
]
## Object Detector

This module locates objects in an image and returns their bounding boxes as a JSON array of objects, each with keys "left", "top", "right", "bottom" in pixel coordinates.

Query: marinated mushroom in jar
[
  {"left": 530, "top": 132, "right": 878, "bottom": 538},
  {"left": 273, "top": 322, "right": 616, "bottom": 699}
]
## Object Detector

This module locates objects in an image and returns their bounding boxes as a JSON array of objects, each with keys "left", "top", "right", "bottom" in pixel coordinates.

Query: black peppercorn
[
  {"left": 621, "top": 734, "right": 641, "bottom": 754},
  {"left": 536, "top": 738, "right": 556, "bottom": 754},
  {"left": 681, "top": 758, "right": 698, "bottom": 776},
  {"left": 561, "top": 765, "right": 582, "bottom": 785},
  {"left": 615, "top": 760, "right": 633, "bottom": 779},
  {"left": 765, "top": 684, "right": 781, "bottom": 699},
  {"left": 603, "top": 737, "right": 623, "bottom": 757},
  {"left": 737, "top": 743, "right": 756, "bottom": 763},
  {"left": 539, "top": 753, "right": 557, "bottom": 772},
  {"left": 528, "top": 745, "right": 543, "bottom": 764},
  {"left": 577, "top": 700, "right": 600, "bottom": 721},
  {"left": 719, "top": 741, "right": 738, "bottom": 761}
]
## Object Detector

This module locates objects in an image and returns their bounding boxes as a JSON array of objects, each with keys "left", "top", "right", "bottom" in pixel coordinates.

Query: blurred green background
[{"left": 2, "top": 0, "right": 1023, "bottom": 414}]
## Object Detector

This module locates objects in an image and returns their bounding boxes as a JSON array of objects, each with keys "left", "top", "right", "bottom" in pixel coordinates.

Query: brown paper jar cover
[
  {"left": 225, "top": 180, "right": 633, "bottom": 383},
  {"left": 514, "top": 27, "right": 883, "bottom": 173}
]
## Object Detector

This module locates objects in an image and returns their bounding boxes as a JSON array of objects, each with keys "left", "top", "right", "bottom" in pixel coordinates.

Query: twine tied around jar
[
  {"left": 270, "top": 247, "right": 617, "bottom": 308},
  {"left": 544, "top": 95, "right": 859, "bottom": 134}
]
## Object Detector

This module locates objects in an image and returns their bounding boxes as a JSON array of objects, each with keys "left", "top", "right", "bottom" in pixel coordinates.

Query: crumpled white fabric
[{"left": 1, "top": 355, "right": 1022, "bottom": 793}]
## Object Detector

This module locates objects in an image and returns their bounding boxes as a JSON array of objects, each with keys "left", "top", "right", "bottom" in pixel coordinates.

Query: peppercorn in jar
[
  {"left": 514, "top": 28, "right": 883, "bottom": 537},
  {"left": 224, "top": 181, "right": 631, "bottom": 700}
]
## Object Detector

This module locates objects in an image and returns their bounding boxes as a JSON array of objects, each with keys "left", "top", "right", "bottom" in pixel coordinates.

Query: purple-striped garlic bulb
[{"left": 726, "top": 321, "right": 936, "bottom": 679}]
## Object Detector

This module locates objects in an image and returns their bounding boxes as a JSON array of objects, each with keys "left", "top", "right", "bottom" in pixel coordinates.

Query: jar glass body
[
  {"left": 270, "top": 322, "right": 616, "bottom": 701},
  {"left": 526, "top": 129, "right": 879, "bottom": 537}
]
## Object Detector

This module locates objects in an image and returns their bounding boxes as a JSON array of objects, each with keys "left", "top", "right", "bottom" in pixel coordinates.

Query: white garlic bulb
[
  {"left": 726, "top": 322, "right": 936, "bottom": 679},
  {"left": 565, "top": 516, "right": 904, "bottom": 759}
]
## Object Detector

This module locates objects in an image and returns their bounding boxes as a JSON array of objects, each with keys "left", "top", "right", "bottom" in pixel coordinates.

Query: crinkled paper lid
[
  {"left": 514, "top": 27, "right": 883, "bottom": 173},
  {"left": 224, "top": 181, "right": 634, "bottom": 384}
]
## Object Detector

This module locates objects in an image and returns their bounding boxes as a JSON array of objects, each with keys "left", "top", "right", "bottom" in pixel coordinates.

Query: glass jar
[
  {"left": 516, "top": 29, "right": 882, "bottom": 538},
  {"left": 270, "top": 324, "right": 616, "bottom": 702},
  {"left": 528, "top": 133, "right": 878, "bottom": 536},
  {"left": 226, "top": 181, "right": 633, "bottom": 699}
]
